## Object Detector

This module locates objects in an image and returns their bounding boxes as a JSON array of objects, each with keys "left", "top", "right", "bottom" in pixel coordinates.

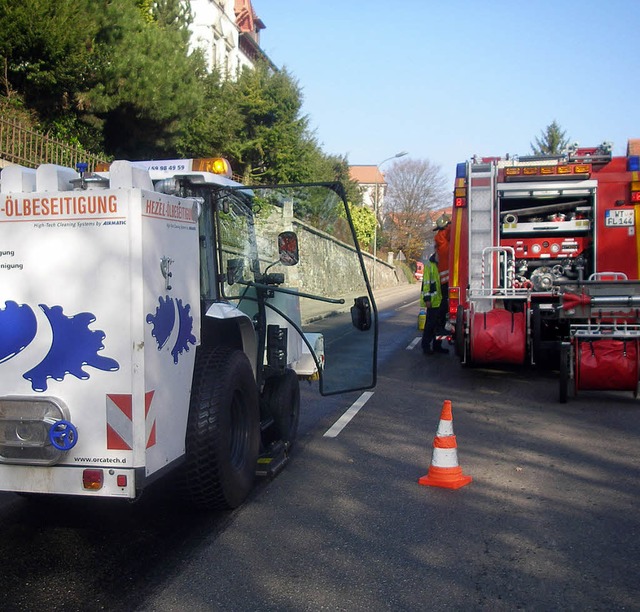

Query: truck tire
[
  {"left": 262, "top": 369, "right": 300, "bottom": 452},
  {"left": 182, "top": 346, "right": 260, "bottom": 510}
]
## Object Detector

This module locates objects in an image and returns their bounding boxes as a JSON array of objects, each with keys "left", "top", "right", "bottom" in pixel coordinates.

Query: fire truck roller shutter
[{"left": 469, "top": 309, "right": 526, "bottom": 364}]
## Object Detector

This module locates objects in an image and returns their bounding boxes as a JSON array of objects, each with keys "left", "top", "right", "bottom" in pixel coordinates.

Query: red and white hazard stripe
[
  {"left": 106, "top": 391, "right": 156, "bottom": 450},
  {"left": 106, "top": 394, "right": 133, "bottom": 450},
  {"left": 431, "top": 435, "right": 461, "bottom": 468},
  {"left": 430, "top": 409, "right": 460, "bottom": 467},
  {"left": 145, "top": 390, "right": 156, "bottom": 448}
]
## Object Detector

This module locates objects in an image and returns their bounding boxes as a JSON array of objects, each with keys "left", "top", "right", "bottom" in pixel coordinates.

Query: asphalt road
[{"left": 1, "top": 284, "right": 640, "bottom": 611}]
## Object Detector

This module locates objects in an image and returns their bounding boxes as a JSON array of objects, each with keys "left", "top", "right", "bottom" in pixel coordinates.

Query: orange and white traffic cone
[{"left": 418, "top": 400, "right": 472, "bottom": 490}]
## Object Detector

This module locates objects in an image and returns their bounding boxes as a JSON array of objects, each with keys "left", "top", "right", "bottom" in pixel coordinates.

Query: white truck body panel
[{"left": 0, "top": 164, "right": 200, "bottom": 494}]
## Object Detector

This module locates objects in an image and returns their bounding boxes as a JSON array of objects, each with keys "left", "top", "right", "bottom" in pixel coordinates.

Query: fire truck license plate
[{"left": 605, "top": 209, "right": 634, "bottom": 227}]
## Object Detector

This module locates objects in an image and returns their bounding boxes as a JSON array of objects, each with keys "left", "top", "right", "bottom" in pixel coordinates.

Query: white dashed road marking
[
  {"left": 323, "top": 391, "right": 374, "bottom": 438},
  {"left": 406, "top": 337, "right": 421, "bottom": 350}
]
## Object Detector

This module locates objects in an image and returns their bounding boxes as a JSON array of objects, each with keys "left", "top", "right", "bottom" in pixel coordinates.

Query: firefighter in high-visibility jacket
[{"left": 420, "top": 252, "right": 448, "bottom": 354}]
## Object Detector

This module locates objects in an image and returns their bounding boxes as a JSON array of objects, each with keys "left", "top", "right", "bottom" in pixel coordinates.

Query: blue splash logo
[
  {"left": 146, "top": 296, "right": 196, "bottom": 364},
  {"left": 0, "top": 301, "right": 37, "bottom": 363},
  {"left": 0, "top": 301, "right": 119, "bottom": 392}
]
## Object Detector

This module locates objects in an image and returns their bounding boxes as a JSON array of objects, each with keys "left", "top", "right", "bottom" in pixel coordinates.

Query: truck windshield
[{"left": 215, "top": 183, "right": 377, "bottom": 395}]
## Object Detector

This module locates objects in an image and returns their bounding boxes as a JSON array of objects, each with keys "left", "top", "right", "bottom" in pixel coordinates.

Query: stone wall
[
  {"left": 294, "top": 219, "right": 404, "bottom": 293},
  {"left": 257, "top": 200, "right": 409, "bottom": 297}
]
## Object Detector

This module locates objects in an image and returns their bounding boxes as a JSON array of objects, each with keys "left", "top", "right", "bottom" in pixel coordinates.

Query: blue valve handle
[{"left": 49, "top": 420, "right": 78, "bottom": 451}]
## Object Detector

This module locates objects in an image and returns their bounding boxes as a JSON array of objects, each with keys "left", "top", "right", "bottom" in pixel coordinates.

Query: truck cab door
[{"left": 215, "top": 183, "right": 377, "bottom": 395}]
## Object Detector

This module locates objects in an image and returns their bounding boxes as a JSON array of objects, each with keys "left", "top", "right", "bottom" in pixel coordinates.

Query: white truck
[{"left": 0, "top": 158, "right": 377, "bottom": 509}]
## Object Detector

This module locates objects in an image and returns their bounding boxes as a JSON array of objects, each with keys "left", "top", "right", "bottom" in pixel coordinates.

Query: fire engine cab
[{"left": 448, "top": 140, "right": 640, "bottom": 401}]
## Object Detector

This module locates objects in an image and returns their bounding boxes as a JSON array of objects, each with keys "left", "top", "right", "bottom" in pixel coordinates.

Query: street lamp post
[{"left": 372, "top": 151, "right": 408, "bottom": 289}]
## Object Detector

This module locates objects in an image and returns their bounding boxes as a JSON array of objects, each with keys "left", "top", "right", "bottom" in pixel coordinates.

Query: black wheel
[
  {"left": 181, "top": 346, "right": 260, "bottom": 510},
  {"left": 559, "top": 342, "right": 571, "bottom": 403},
  {"left": 262, "top": 369, "right": 300, "bottom": 452}
]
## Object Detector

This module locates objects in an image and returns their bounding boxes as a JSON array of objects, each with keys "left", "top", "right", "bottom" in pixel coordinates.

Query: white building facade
[{"left": 189, "top": 0, "right": 271, "bottom": 76}]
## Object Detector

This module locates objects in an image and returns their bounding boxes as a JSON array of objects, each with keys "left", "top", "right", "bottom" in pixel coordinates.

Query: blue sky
[{"left": 256, "top": 1, "right": 640, "bottom": 186}]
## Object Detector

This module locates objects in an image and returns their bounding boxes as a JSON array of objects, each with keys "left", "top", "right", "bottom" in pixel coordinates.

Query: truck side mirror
[
  {"left": 278, "top": 231, "right": 299, "bottom": 266},
  {"left": 226, "top": 258, "right": 244, "bottom": 285},
  {"left": 216, "top": 196, "right": 230, "bottom": 214},
  {"left": 350, "top": 296, "right": 372, "bottom": 331}
]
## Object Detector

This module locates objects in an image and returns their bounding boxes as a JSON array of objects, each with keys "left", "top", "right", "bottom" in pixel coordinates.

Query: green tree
[
  {"left": 345, "top": 203, "right": 376, "bottom": 249},
  {"left": 531, "top": 120, "right": 570, "bottom": 156},
  {"left": 0, "top": 0, "right": 369, "bottom": 194},
  {"left": 177, "top": 63, "right": 306, "bottom": 181},
  {"left": 230, "top": 63, "right": 314, "bottom": 183},
  {"left": 176, "top": 70, "right": 243, "bottom": 162},
  {"left": 83, "top": 0, "right": 206, "bottom": 158},
  {"left": 0, "top": 0, "right": 101, "bottom": 145},
  {"left": 152, "top": 0, "right": 194, "bottom": 41},
  {"left": 177, "top": 61, "right": 356, "bottom": 189},
  {"left": 0, "top": 0, "right": 206, "bottom": 157}
]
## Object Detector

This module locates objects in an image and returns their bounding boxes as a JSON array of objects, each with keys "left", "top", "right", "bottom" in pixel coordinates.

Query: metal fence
[{"left": 0, "top": 115, "right": 107, "bottom": 171}]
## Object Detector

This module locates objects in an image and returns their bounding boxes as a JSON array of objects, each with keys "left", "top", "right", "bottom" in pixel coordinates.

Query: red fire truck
[{"left": 448, "top": 140, "right": 640, "bottom": 401}]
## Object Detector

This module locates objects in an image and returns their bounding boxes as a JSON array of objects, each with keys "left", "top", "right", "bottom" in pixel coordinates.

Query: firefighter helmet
[{"left": 434, "top": 214, "right": 451, "bottom": 230}]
